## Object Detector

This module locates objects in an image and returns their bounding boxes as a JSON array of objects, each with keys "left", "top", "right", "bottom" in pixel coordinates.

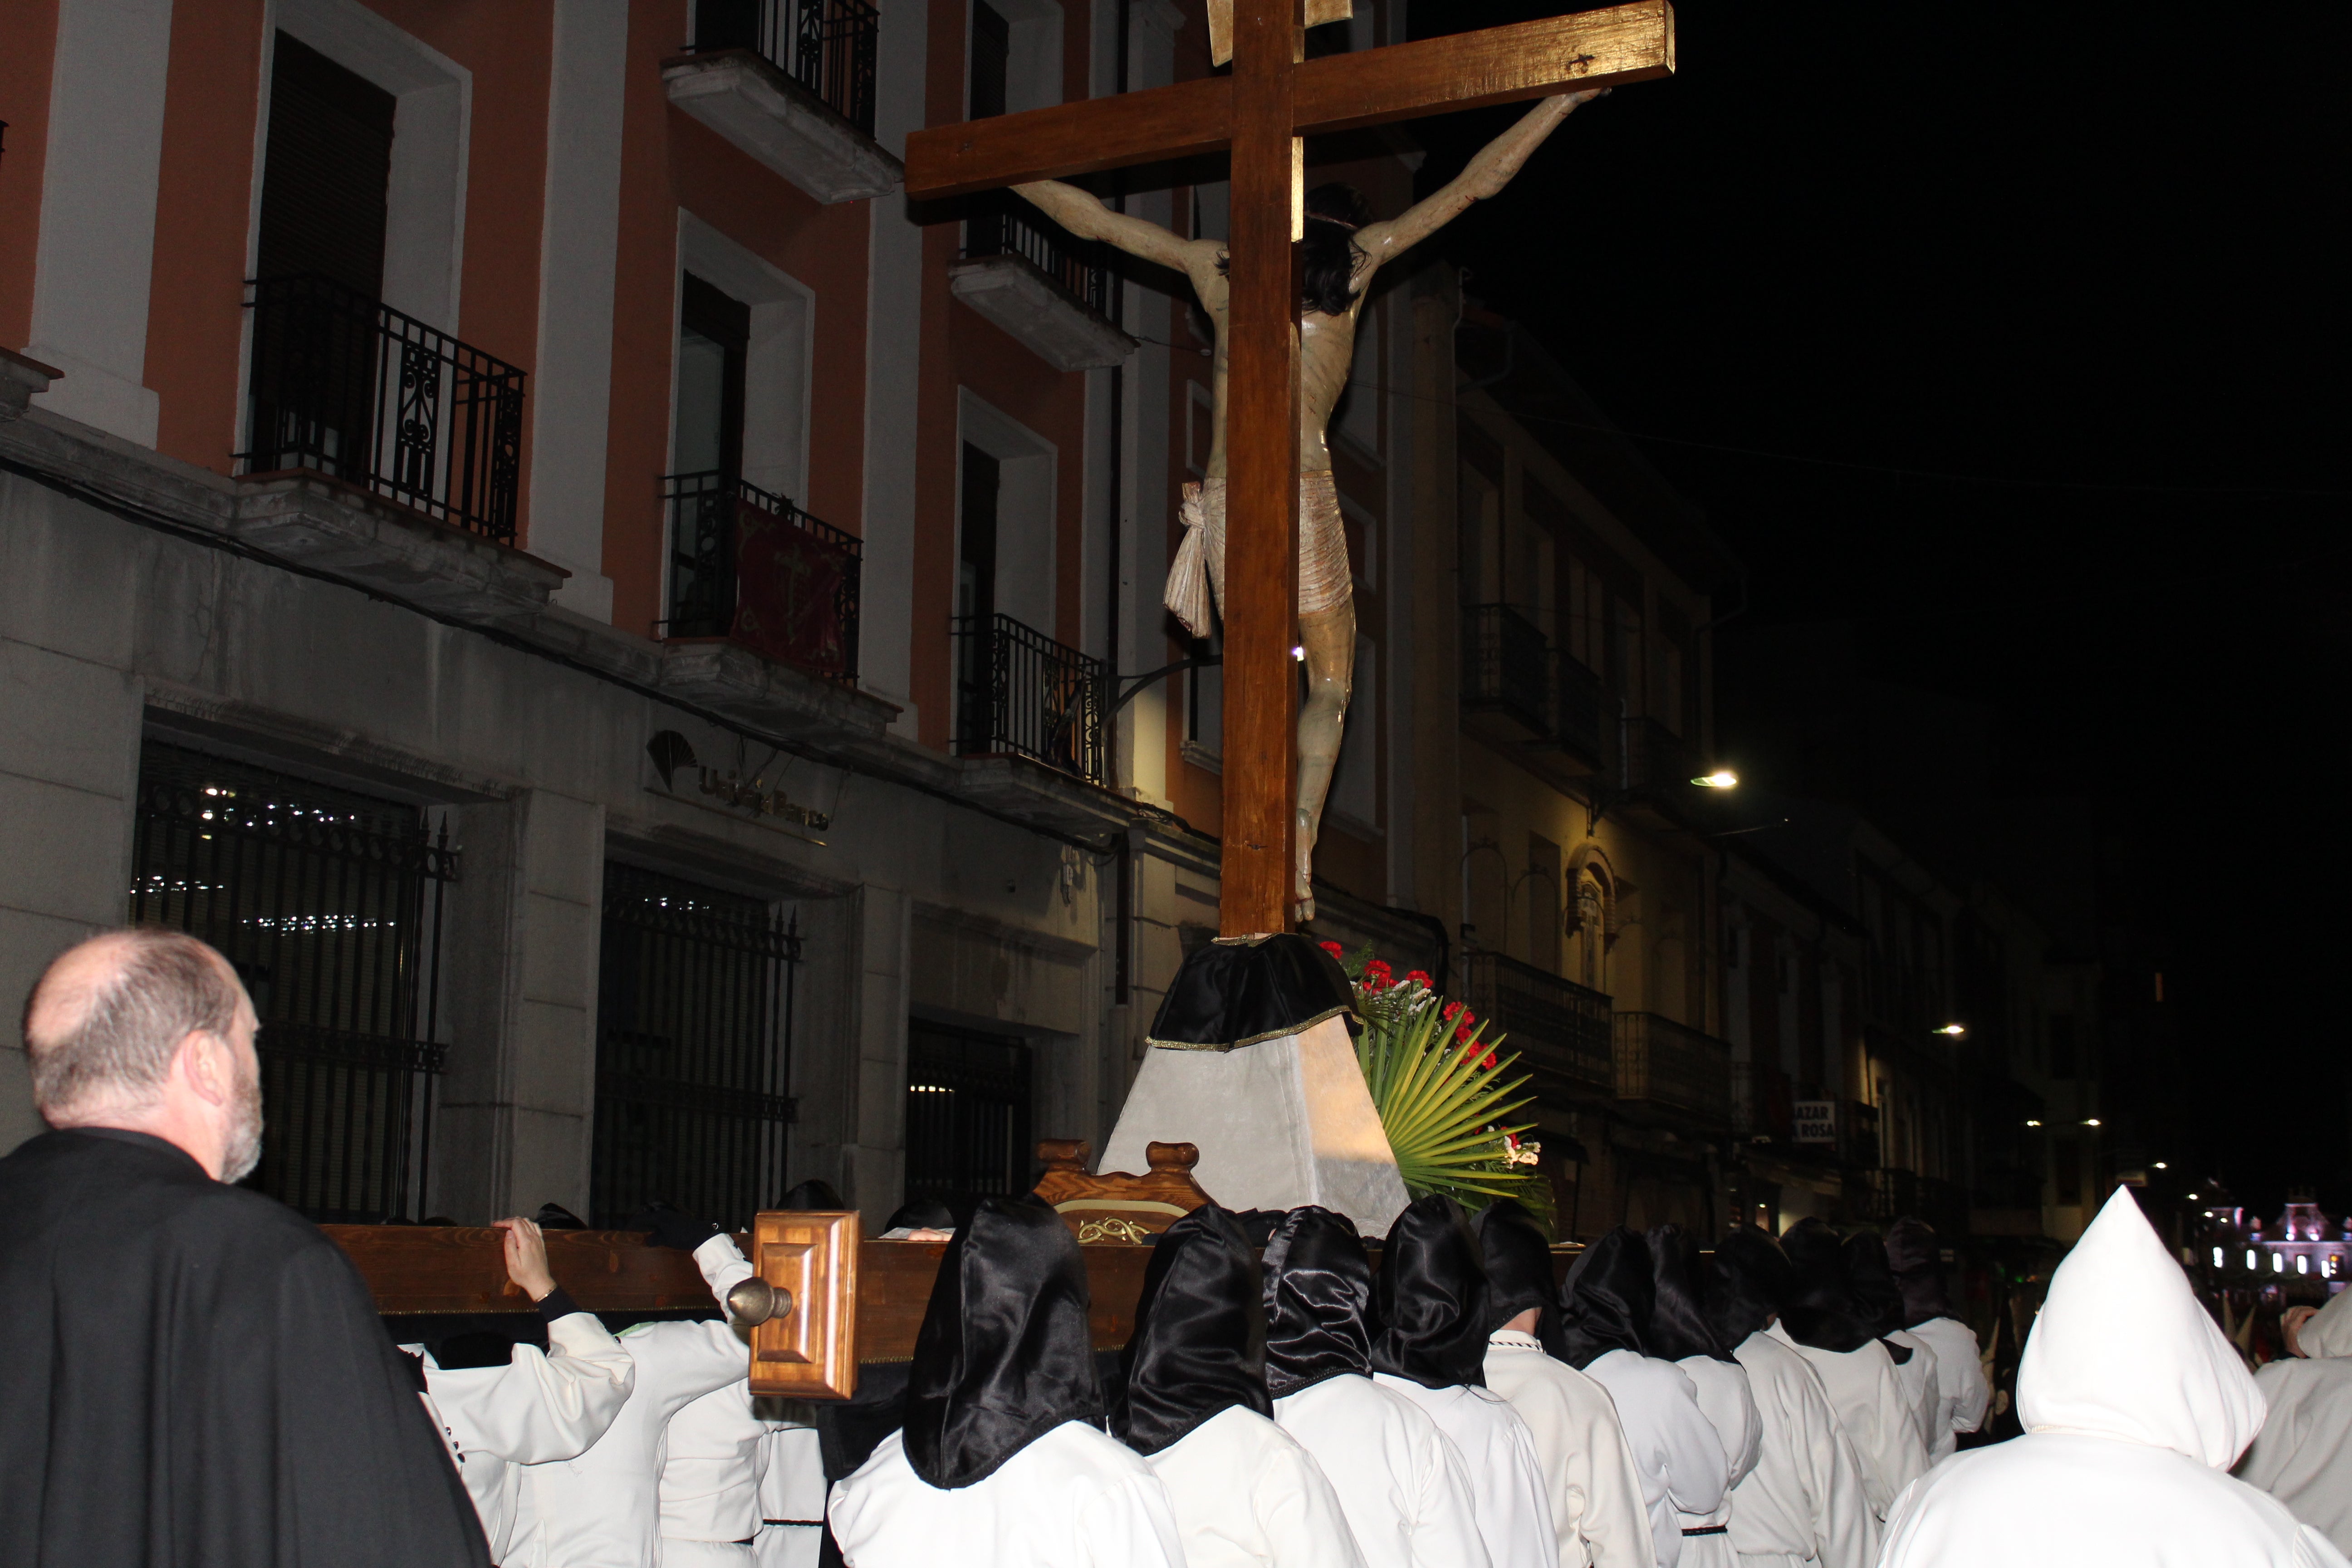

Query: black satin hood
[
  {"left": 1558, "top": 1226, "right": 1654, "bottom": 1370},
  {"left": 1844, "top": 1230, "right": 1906, "bottom": 1338},
  {"left": 1370, "top": 1194, "right": 1490, "bottom": 1389},
  {"left": 1645, "top": 1225, "right": 1733, "bottom": 1362},
  {"left": 1705, "top": 1226, "right": 1790, "bottom": 1348},
  {"left": 1262, "top": 1206, "right": 1377, "bottom": 1397},
  {"left": 1779, "top": 1218, "right": 1880, "bottom": 1354},
  {"left": 1113, "top": 1203, "right": 1270, "bottom": 1455},
  {"left": 903, "top": 1196, "right": 1102, "bottom": 1489},
  {"left": 1479, "top": 1199, "right": 1567, "bottom": 1357},
  {"left": 1885, "top": 1216, "right": 1955, "bottom": 1326}
]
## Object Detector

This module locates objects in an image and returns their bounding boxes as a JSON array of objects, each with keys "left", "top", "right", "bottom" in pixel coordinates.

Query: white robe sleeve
[
  {"left": 1076, "top": 1463, "right": 1187, "bottom": 1568},
  {"left": 1943, "top": 1326, "right": 1991, "bottom": 1437},
  {"left": 1416, "top": 1420, "right": 1497, "bottom": 1568},
  {"left": 427, "top": 1313, "right": 637, "bottom": 1464},
  {"left": 1656, "top": 1363, "right": 1731, "bottom": 1519},
  {"left": 1583, "top": 1414, "right": 1653, "bottom": 1568},
  {"left": 695, "top": 1233, "right": 758, "bottom": 1299},
  {"left": 1255, "top": 1428, "right": 1372, "bottom": 1568}
]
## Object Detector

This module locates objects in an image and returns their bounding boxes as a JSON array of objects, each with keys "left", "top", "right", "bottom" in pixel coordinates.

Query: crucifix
[{"left": 911, "top": 2, "right": 1675, "bottom": 936}]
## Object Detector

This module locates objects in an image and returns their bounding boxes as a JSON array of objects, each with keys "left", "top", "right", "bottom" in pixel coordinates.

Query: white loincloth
[{"left": 1166, "top": 470, "right": 1352, "bottom": 638}]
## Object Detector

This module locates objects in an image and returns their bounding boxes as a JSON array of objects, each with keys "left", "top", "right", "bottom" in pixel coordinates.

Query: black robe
[{"left": 0, "top": 1127, "right": 490, "bottom": 1567}]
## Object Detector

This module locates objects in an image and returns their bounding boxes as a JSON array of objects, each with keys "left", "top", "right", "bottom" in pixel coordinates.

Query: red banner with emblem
[{"left": 731, "top": 497, "right": 849, "bottom": 676}]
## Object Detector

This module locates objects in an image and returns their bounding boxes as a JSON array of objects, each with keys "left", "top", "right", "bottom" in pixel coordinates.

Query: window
[
  {"left": 256, "top": 34, "right": 394, "bottom": 297},
  {"left": 675, "top": 273, "right": 750, "bottom": 480},
  {"left": 591, "top": 863, "right": 799, "bottom": 1230},
  {"left": 969, "top": 0, "right": 1009, "bottom": 118},
  {"left": 128, "top": 742, "right": 454, "bottom": 1222},
  {"left": 905, "top": 1020, "right": 1034, "bottom": 1213}
]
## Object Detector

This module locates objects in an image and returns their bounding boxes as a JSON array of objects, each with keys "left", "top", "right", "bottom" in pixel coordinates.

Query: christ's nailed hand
[{"left": 495, "top": 1215, "right": 558, "bottom": 1303}]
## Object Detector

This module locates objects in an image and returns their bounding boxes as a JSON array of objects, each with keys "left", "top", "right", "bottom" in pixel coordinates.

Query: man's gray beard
[{"left": 220, "top": 1067, "right": 265, "bottom": 1186}]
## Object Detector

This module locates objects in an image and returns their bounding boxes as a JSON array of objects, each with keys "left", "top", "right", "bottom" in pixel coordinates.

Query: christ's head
[
  {"left": 1300, "top": 181, "right": 1371, "bottom": 317},
  {"left": 22, "top": 928, "right": 265, "bottom": 1184}
]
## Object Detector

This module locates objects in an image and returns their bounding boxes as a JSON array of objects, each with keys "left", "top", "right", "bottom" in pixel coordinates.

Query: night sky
[{"left": 1398, "top": 1, "right": 2352, "bottom": 1217}]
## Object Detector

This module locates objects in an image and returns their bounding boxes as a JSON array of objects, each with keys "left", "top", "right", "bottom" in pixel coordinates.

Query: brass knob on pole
[{"left": 727, "top": 1277, "right": 794, "bottom": 1326}]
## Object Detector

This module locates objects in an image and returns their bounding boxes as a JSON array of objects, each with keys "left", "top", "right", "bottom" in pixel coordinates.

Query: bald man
[{"left": 0, "top": 928, "right": 490, "bottom": 1567}]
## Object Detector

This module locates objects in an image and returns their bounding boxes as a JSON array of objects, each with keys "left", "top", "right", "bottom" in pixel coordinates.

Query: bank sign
[{"left": 1793, "top": 1101, "right": 1838, "bottom": 1145}]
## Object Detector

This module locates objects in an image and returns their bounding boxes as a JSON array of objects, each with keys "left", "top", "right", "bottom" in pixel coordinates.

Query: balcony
[
  {"left": 1459, "top": 951, "right": 1614, "bottom": 1100},
  {"left": 1619, "top": 714, "right": 1690, "bottom": 793},
  {"left": 950, "top": 202, "right": 1136, "bottom": 372},
  {"left": 238, "top": 274, "right": 525, "bottom": 544},
  {"left": 1553, "top": 652, "right": 1606, "bottom": 766},
  {"left": 664, "top": 0, "right": 902, "bottom": 204},
  {"left": 1461, "top": 603, "right": 1552, "bottom": 737},
  {"left": 1852, "top": 1168, "right": 1971, "bottom": 1235},
  {"left": 1612, "top": 1012, "right": 1733, "bottom": 1129},
  {"left": 662, "top": 471, "right": 861, "bottom": 682},
  {"left": 952, "top": 612, "right": 1108, "bottom": 785}
]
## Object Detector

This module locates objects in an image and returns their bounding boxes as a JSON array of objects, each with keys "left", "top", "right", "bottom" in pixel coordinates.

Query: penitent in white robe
[
  {"left": 1273, "top": 1372, "right": 1492, "bottom": 1568},
  {"left": 1375, "top": 1373, "right": 1558, "bottom": 1568},
  {"left": 504, "top": 1235, "right": 760, "bottom": 1568},
  {"left": 1880, "top": 1187, "right": 2352, "bottom": 1568},
  {"left": 411, "top": 1311, "right": 637, "bottom": 1563},
  {"left": 1672, "top": 1356, "right": 1762, "bottom": 1568},
  {"left": 1143, "top": 1402, "right": 1368, "bottom": 1568},
  {"left": 2237, "top": 1287, "right": 2352, "bottom": 1558},
  {"left": 753, "top": 1425, "right": 827, "bottom": 1568},
  {"left": 1763, "top": 1324, "right": 1924, "bottom": 1521},
  {"left": 1579, "top": 1348, "right": 1729, "bottom": 1568},
  {"left": 828, "top": 1422, "right": 1185, "bottom": 1568},
  {"left": 1725, "top": 1329, "right": 1877, "bottom": 1568},
  {"left": 1900, "top": 1317, "right": 1989, "bottom": 1465},
  {"left": 660, "top": 1377, "right": 790, "bottom": 1566},
  {"left": 1482, "top": 1332, "right": 1653, "bottom": 1568}
]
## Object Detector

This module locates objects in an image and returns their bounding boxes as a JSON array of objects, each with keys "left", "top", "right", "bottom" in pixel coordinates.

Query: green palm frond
[{"left": 1348, "top": 971, "right": 1541, "bottom": 1208}]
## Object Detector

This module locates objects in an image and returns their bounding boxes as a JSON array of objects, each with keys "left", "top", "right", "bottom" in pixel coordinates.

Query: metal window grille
[
  {"left": 904, "top": 1020, "right": 1033, "bottom": 1209},
  {"left": 962, "top": 198, "right": 1114, "bottom": 318},
  {"left": 127, "top": 742, "right": 456, "bottom": 1221},
  {"left": 238, "top": 272, "right": 526, "bottom": 543},
  {"left": 1612, "top": 1011, "right": 1734, "bottom": 1128},
  {"left": 662, "top": 470, "right": 863, "bottom": 683},
  {"left": 591, "top": 863, "right": 799, "bottom": 1231},
  {"left": 1461, "top": 603, "right": 1553, "bottom": 737},
  {"left": 951, "top": 611, "right": 1109, "bottom": 784},
  {"left": 689, "top": 0, "right": 880, "bottom": 135}
]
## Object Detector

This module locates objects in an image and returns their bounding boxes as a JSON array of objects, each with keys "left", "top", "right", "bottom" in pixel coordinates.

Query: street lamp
[
  {"left": 1935, "top": 1023, "right": 1967, "bottom": 1037},
  {"left": 1691, "top": 769, "right": 1739, "bottom": 789}
]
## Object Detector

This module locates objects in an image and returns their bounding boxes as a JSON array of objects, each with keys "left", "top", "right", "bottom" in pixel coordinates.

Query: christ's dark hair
[
  {"left": 1301, "top": 183, "right": 1370, "bottom": 317},
  {"left": 1215, "top": 182, "right": 1370, "bottom": 317}
]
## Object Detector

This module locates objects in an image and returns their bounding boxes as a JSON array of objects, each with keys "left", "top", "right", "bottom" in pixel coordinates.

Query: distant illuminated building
[{"left": 2187, "top": 1188, "right": 2346, "bottom": 1290}]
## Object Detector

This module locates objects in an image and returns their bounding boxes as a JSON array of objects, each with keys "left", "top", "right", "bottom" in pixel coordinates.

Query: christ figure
[{"left": 1017, "top": 91, "right": 1600, "bottom": 920}]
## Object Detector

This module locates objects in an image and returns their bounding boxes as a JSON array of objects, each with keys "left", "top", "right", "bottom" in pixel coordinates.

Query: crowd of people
[{"left": 7, "top": 927, "right": 2352, "bottom": 1568}]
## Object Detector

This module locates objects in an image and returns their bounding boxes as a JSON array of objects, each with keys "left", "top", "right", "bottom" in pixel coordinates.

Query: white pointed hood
[
  {"left": 2018, "top": 1186, "right": 2267, "bottom": 1468},
  {"left": 2297, "top": 1282, "right": 2352, "bottom": 1359}
]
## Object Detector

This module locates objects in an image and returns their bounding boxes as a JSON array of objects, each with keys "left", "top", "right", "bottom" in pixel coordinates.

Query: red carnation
[
  {"left": 1441, "top": 1001, "right": 1465, "bottom": 1022},
  {"left": 1319, "top": 940, "right": 1343, "bottom": 958},
  {"left": 1405, "top": 969, "right": 1432, "bottom": 987}
]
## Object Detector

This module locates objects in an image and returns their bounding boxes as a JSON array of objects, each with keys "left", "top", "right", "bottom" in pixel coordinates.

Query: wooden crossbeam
[{"left": 903, "top": 4, "right": 1674, "bottom": 200}]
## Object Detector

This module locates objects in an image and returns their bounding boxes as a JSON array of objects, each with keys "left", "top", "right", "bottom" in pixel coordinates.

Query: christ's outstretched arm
[
  {"left": 1354, "top": 89, "right": 1603, "bottom": 268},
  {"left": 1012, "top": 180, "right": 1221, "bottom": 281}
]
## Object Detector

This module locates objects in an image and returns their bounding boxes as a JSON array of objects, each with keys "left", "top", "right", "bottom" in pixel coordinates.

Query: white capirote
[{"left": 1878, "top": 1186, "right": 2349, "bottom": 1568}]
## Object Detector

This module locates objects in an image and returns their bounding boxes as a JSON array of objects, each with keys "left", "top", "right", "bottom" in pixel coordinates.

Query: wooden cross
[{"left": 908, "top": 2, "right": 1676, "bottom": 936}]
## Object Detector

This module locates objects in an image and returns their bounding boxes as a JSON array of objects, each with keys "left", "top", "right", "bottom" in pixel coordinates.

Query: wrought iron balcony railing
[
  {"left": 951, "top": 612, "right": 1109, "bottom": 784},
  {"left": 1461, "top": 603, "right": 1553, "bottom": 736},
  {"left": 663, "top": 471, "right": 862, "bottom": 682},
  {"left": 688, "top": 0, "right": 880, "bottom": 134},
  {"left": 239, "top": 274, "right": 526, "bottom": 543},
  {"left": 1612, "top": 1011, "right": 1734, "bottom": 1128},
  {"left": 1459, "top": 951, "right": 1613, "bottom": 1098},
  {"left": 963, "top": 198, "right": 1114, "bottom": 318},
  {"left": 1555, "top": 652, "right": 1605, "bottom": 762}
]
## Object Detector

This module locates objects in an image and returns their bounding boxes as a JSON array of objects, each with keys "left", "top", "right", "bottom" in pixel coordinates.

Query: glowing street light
[
  {"left": 2083, "top": 1118, "right": 2101, "bottom": 1127},
  {"left": 2025, "top": 1118, "right": 2043, "bottom": 1128},
  {"left": 1935, "top": 1023, "right": 1967, "bottom": 1037},
  {"left": 1691, "top": 769, "right": 1739, "bottom": 789},
  {"left": 2154, "top": 1161, "right": 2168, "bottom": 1170}
]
